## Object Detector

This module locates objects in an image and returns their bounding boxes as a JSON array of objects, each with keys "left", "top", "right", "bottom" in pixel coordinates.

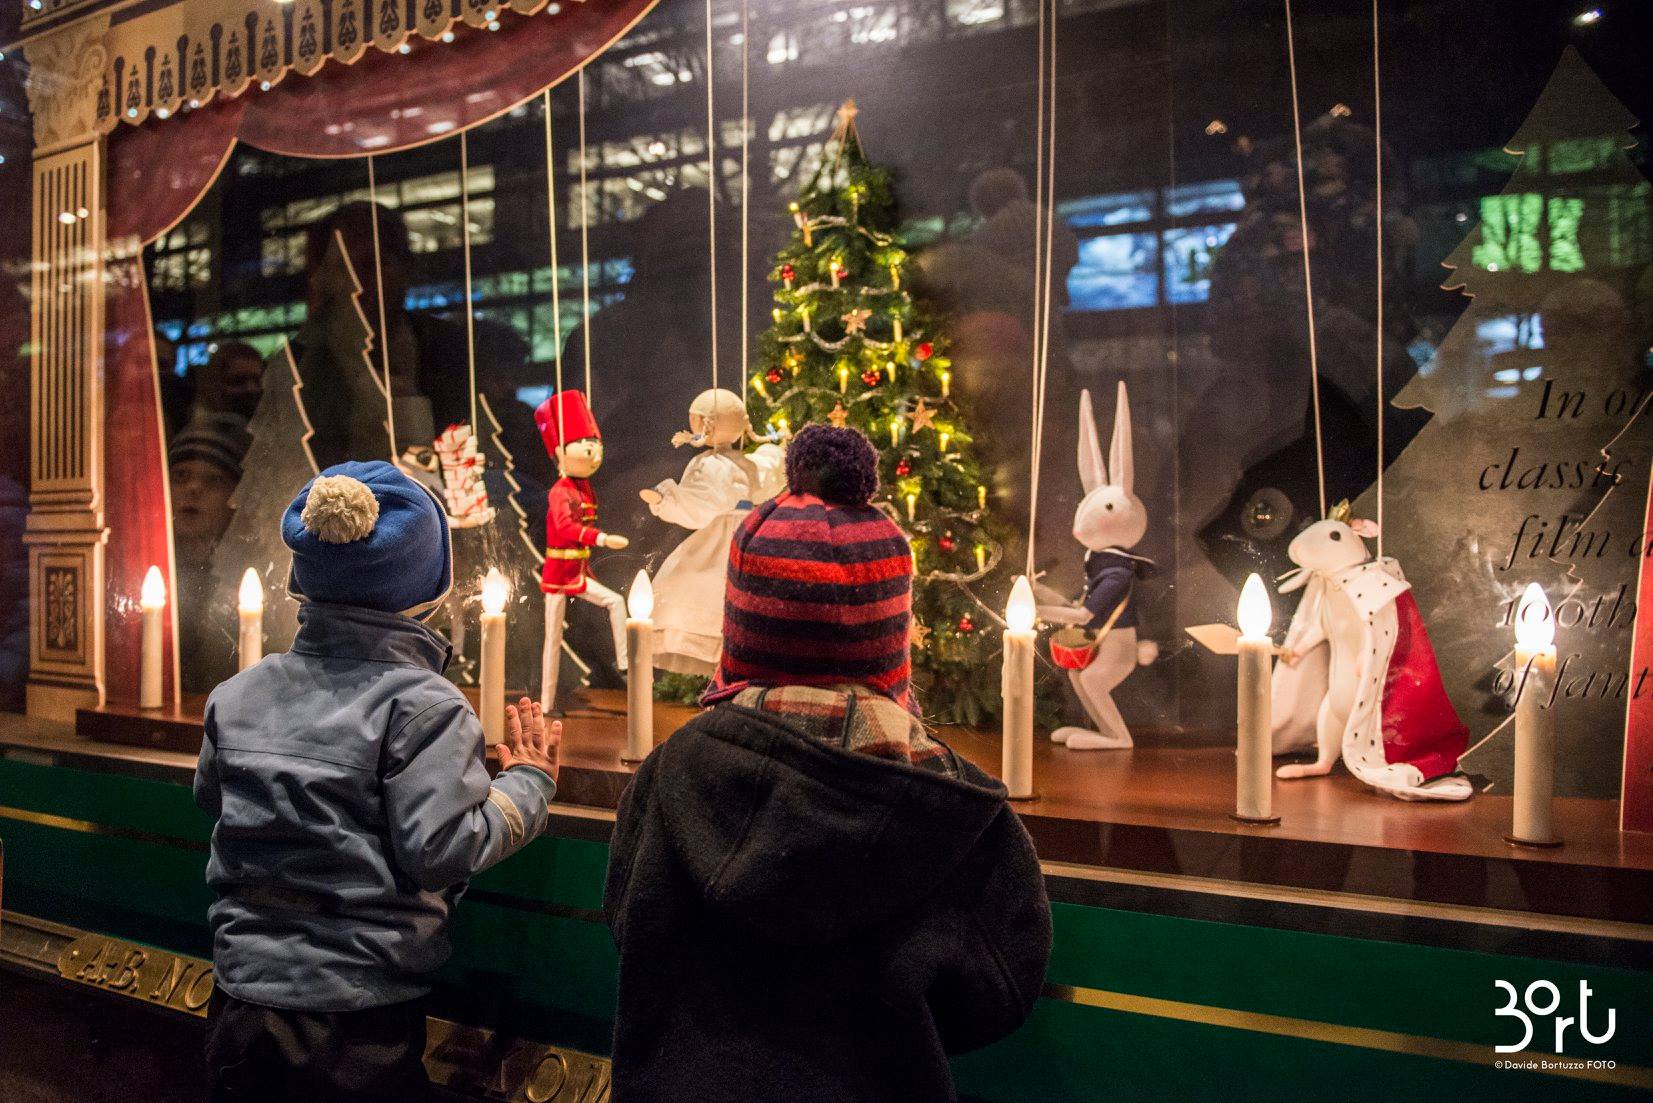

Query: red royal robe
[{"left": 1379, "top": 590, "right": 1469, "bottom": 781}]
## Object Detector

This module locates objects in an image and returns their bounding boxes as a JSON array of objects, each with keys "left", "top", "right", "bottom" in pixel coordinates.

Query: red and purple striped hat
[{"left": 704, "top": 425, "right": 915, "bottom": 711}]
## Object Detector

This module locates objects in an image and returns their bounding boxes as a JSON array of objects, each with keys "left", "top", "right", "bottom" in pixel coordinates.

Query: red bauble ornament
[
  {"left": 861, "top": 370, "right": 881, "bottom": 387},
  {"left": 895, "top": 459, "right": 911, "bottom": 477},
  {"left": 957, "top": 614, "right": 975, "bottom": 633},
  {"left": 765, "top": 368, "right": 784, "bottom": 384},
  {"left": 916, "top": 342, "right": 934, "bottom": 361},
  {"left": 938, "top": 534, "right": 956, "bottom": 552}
]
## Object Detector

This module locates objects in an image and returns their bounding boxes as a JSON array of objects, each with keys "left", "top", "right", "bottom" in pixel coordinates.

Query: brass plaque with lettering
[{"left": 56, "top": 934, "right": 216, "bottom": 1016}]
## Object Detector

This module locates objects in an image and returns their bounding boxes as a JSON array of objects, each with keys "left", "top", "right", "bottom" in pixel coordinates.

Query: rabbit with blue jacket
[{"left": 1037, "top": 381, "right": 1158, "bottom": 750}]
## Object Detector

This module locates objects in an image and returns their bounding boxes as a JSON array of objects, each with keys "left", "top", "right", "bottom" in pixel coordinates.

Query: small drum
[{"left": 1050, "top": 627, "right": 1099, "bottom": 670}]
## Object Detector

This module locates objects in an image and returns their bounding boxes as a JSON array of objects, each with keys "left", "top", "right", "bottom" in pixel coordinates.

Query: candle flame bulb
[
  {"left": 1237, "top": 573, "right": 1271, "bottom": 638},
  {"left": 977, "top": 484, "right": 987, "bottom": 510},
  {"left": 975, "top": 544, "right": 988, "bottom": 573},
  {"left": 905, "top": 493, "right": 917, "bottom": 522},
  {"left": 141, "top": 565, "right": 167, "bottom": 609},
  {"left": 1515, "top": 583, "right": 1554, "bottom": 650},
  {"left": 628, "top": 569, "right": 654, "bottom": 620},
  {"left": 481, "top": 567, "right": 509, "bottom": 616},
  {"left": 838, "top": 365, "right": 849, "bottom": 392},
  {"left": 1006, "top": 575, "right": 1036, "bottom": 633},
  {"left": 940, "top": 370, "right": 951, "bottom": 397},
  {"left": 238, "top": 568, "right": 263, "bottom": 614}
]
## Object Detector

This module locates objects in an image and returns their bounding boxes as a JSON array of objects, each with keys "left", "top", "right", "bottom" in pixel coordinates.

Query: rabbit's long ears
[
  {"left": 1078, "top": 388, "right": 1107, "bottom": 494},
  {"left": 1110, "top": 379, "right": 1134, "bottom": 495}
]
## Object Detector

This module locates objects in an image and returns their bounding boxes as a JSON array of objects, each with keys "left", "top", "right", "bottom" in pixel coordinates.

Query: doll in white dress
[{"left": 640, "top": 389, "right": 787, "bottom": 675}]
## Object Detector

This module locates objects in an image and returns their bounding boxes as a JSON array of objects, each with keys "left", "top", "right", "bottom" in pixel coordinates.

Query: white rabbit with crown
[
  {"left": 1036, "top": 381, "right": 1158, "bottom": 750},
  {"left": 1270, "top": 500, "right": 1474, "bottom": 801}
]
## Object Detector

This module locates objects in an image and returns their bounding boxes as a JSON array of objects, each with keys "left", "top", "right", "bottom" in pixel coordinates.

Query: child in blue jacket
[{"left": 194, "top": 460, "right": 560, "bottom": 1102}]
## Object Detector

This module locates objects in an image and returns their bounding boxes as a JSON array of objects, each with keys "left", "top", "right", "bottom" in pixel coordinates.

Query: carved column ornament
[{"left": 22, "top": 16, "right": 113, "bottom": 718}]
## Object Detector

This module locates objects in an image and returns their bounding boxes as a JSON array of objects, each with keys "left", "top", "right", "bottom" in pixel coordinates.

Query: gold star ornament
[
  {"left": 908, "top": 620, "right": 931, "bottom": 649},
  {"left": 828, "top": 402, "right": 849, "bottom": 427},
  {"left": 841, "top": 308, "right": 872, "bottom": 334},
  {"left": 907, "top": 398, "right": 938, "bottom": 432}
]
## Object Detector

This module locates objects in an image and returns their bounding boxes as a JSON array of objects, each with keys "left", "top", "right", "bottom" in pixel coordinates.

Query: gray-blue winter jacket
[{"left": 193, "top": 601, "right": 556, "bottom": 1012}]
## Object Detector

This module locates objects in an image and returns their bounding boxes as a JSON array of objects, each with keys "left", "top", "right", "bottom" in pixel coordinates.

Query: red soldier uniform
[
  {"left": 534, "top": 388, "right": 628, "bottom": 709},
  {"left": 536, "top": 390, "right": 608, "bottom": 595},
  {"left": 543, "top": 477, "right": 601, "bottom": 594}
]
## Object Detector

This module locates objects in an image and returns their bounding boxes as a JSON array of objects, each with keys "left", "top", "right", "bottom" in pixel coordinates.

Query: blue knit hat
[{"left": 283, "top": 460, "right": 452, "bottom": 616}]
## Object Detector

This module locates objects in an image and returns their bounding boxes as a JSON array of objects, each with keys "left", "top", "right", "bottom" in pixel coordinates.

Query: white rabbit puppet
[
  {"left": 1271, "top": 502, "right": 1474, "bottom": 801},
  {"left": 1036, "top": 381, "right": 1158, "bottom": 750}
]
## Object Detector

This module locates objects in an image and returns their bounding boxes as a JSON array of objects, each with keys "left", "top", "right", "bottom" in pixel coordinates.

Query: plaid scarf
[{"left": 733, "top": 684, "right": 960, "bottom": 778}]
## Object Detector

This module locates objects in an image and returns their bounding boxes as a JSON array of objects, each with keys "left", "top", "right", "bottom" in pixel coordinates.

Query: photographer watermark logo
[{"left": 1493, "top": 980, "right": 1616, "bottom": 1070}]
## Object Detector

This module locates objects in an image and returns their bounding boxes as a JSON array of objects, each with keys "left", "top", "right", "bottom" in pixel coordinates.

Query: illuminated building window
[
  {"left": 1064, "top": 181, "right": 1241, "bottom": 311},
  {"left": 151, "top": 219, "right": 214, "bottom": 292},
  {"left": 260, "top": 231, "right": 308, "bottom": 277},
  {"left": 947, "top": 0, "right": 1006, "bottom": 29}
]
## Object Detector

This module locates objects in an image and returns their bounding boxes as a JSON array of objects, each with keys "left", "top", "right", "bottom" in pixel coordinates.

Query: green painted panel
[
  {"left": 468, "top": 834, "right": 612, "bottom": 912},
  {"left": 2, "top": 760, "right": 1649, "bottom": 1102},
  {"left": 0, "top": 758, "right": 212, "bottom": 843},
  {"left": 1048, "top": 902, "right": 1653, "bottom": 1065}
]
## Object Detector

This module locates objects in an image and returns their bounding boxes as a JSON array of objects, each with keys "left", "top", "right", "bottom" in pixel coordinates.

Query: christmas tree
[
  {"left": 210, "top": 343, "right": 320, "bottom": 660},
  {"left": 748, "top": 102, "right": 1014, "bottom": 727},
  {"left": 1356, "top": 48, "right": 1653, "bottom": 797},
  {"left": 294, "top": 230, "right": 392, "bottom": 468}
]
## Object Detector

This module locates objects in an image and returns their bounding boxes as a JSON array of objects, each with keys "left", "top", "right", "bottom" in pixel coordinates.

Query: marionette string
[
  {"left": 543, "top": 87, "right": 566, "bottom": 449},
  {"left": 740, "top": 0, "right": 751, "bottom": 399},
  {"left": 1024, "top": 0, "right": 1057, "bottom": 578},
  {"left": 1371, "top": 0, "right": 1384, "bottom": 557},
  {"left": 365, "top": 155, "right": 397, "bottom": 457},
  {"left": 1284, "top": 0, "right": 1327, "bottom": 519},
  {"left": 460, "top": 130, "right": 479, "bottom": 434},
  {"left": 578, "top": 68, "right": 595, "bottom": 401},
  {"left": 702, "top": 0, "right": 722, "bottom": 394}
]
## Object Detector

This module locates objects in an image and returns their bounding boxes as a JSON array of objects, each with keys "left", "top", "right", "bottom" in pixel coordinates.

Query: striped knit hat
[{"left": 704, "top": 425, "right": 915, "bottom": 711}]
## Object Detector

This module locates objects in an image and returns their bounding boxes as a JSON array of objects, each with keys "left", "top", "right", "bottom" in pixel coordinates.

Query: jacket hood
[{"left": 655, "top": 704, "right": 1009, "bottom": 945}]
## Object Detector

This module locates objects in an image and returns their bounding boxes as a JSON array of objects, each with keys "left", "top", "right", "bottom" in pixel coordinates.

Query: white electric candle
[
  {"left": 1001, "top": 576, "right": 1036, "bottom": 799},
  {"left": 940, "top": 370, "right": 952, "bottom": 398},
  {"left": 479, "top": 568, "right": 509, "bottom": 745},
  {"left": 1512, "top": 583, "right": 1559, "bottom": 845},
  {"left": 1235, "top": 573, "right": 1275, "bottom": 822},
  {"left": 237, "top": 568, "right": 264, "bottom": 671},
  {"left": 140, "top": 566, "right": 166, "bottom": 709},
  {"left": 624, "top": 570, "right": 655, "bottom": 763}
]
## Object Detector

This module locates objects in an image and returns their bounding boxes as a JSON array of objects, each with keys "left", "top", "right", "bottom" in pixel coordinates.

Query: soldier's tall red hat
[{"left": 535, "top": 389, "right": 601, "bottom": 453}]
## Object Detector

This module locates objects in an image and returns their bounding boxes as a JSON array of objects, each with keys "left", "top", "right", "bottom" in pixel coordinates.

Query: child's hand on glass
[{"left": 499, "top": 697, "right": 561, "bottom": 782}]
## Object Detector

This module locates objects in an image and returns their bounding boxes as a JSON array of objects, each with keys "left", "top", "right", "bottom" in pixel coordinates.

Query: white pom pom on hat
[{"left": 300, "top": 474, "right": 380, "bottom": 544}]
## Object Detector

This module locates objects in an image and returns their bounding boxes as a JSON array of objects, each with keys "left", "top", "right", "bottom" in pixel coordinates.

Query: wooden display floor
[{"left": 0, "top": 689, "right": 1644, "bottom": 924}]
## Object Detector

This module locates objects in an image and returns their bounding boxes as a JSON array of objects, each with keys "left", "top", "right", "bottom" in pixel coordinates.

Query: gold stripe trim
[
  {"left": 0, "top": 803, "right": 207, "bottom": 851},
  {"left": 1041, "top": 860, "right": 1653, "bottom": 944},
  {"left": 544, "top": 547, "right": 592, "bottom": 560},
  {"left": 1046, "top": 983, "right": 1653, "bottom": 1090}
]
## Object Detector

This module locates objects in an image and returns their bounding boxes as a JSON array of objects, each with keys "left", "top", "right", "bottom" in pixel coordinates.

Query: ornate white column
[{"left": 23, "top": 17, "right": 112, "bottom": 719}]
